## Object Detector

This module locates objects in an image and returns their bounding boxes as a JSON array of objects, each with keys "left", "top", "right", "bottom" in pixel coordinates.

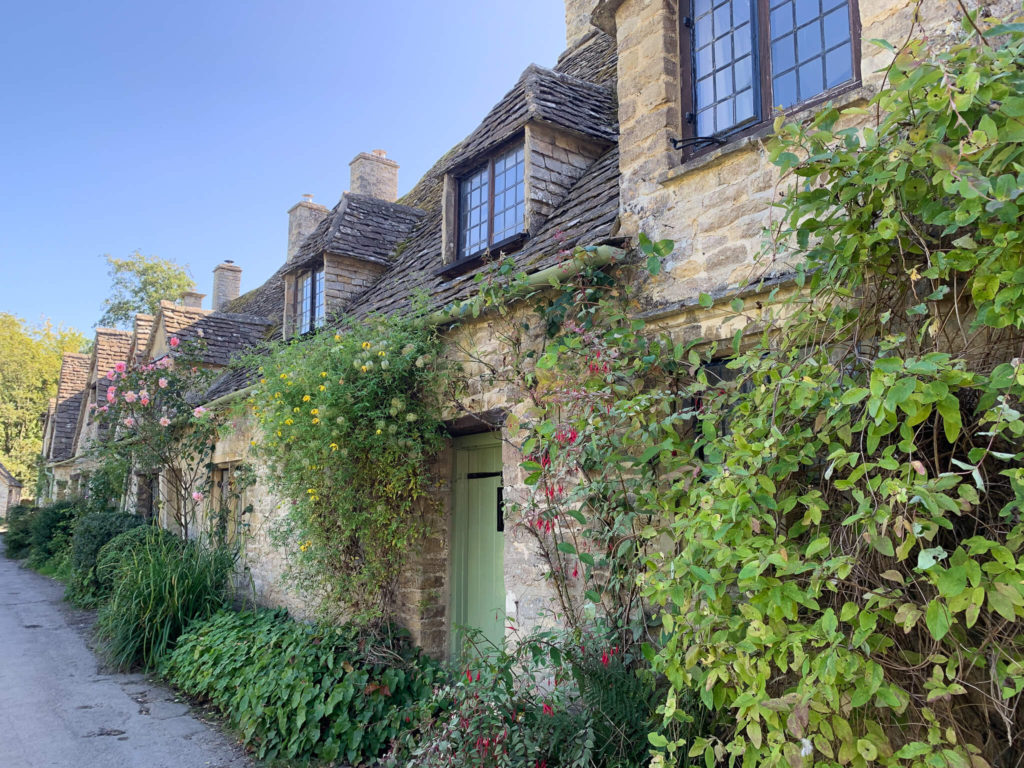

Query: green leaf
[
  {"left": 698, "top": 293, "right": 713, "bottom": 308},
  {"left": 925, "top": 599, "right": 952, "bottom": 642},
  {"left": 937, "top": 395, "right": 962, "bottom": 442},
  {"left": 556, "top": 541, "right": 577, "bottom": 555},
  {"left": 647, "top": 253, "right": 662, "bottom": 276}
]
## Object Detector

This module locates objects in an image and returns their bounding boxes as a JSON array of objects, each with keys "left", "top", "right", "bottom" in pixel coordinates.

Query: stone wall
[
  {"left": 324, "top": 254, "right": 388, "bottom": 314},
  {"left": 287, "top": 198, "right": 329, "bottom": 263},
  {"left": 524, "top": 122, "right": 606, "bottom": 233},
  {"left": 611, "top": 0, "right": 1017, "bottom": 307}
]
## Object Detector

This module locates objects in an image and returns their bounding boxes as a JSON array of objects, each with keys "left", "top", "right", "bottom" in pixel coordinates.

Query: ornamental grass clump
[
  {"left": 95, "top": 527, "right": 233, "bottom": 669},
  {"left": 244, "top": 312, "right": 451, "bottom": 624}
]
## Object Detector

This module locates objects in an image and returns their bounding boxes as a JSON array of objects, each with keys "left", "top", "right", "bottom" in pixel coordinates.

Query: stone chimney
[
  {"left": 287, "top": 194, "right": 330, "bottom": 262},
  {"left": 565, "top": 0, "right": 601, "bottom": 48},
  {"left": 212, "top": 260, "right": 242, "bottom": 311},
  {"left": 349, "top": 150, "right": 399, "bottom": 202},
  {"left": 180, "top": 290, "right": 205, "bottom": 309}
]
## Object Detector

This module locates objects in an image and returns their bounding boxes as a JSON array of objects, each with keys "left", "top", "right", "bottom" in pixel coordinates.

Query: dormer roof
[
  {"left": 285, "top": 193, "right": 425, "bottom": 275},
  {"left": 445, "top": 62, "right": 617, "bottom": 173},
  {"left": 151, "top": 301, "right": 274, "bottom": 367}
]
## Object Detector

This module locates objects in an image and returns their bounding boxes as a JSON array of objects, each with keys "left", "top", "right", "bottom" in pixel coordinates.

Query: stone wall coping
[{"left": 657, "top": 84, "right": 877, "bottom": 188}]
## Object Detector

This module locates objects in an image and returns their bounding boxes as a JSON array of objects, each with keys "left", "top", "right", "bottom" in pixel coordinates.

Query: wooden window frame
[
  {"left": 456, "top": 142, "right": 526, "bottom": 261},
  {"left": 678, "top": 0, "right": 861, "bottom": 159}
]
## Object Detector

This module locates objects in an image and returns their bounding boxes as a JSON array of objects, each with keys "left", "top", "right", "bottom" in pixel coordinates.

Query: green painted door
[{"left": 451, "top": 432, "right": 505, "bottom": 657}]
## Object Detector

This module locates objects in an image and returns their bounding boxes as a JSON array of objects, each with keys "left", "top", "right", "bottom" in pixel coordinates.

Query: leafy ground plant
[{"left": 163, "top": 608, "right": 442, "bottom": 764}]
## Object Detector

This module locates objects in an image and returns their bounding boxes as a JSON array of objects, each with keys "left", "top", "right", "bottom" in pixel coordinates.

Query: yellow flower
[
  {"left": 285, "top": 418, "right": 293, "bottom": 425},
  {"left": 362, "top": 341, "right": 371, "bottom": 350},
  {"left": 293, "top": 407, "right": 300, "bottom": 413},
  {"left": 334, "top": 334, "right": 341, "bottom": 341},
  {"left": 376, "top": 428, "right": 383, "bottom": 435},
  {"left": 274, "top": 392, "right": 281, "bottom": 398},
  {"left": 330, "top": 443, "right": 338, "bottom": 451},
  {"left": 280, "top": 373, "right": 288, "bottom": 379},
  {"left": 250, "top": 440, "right": 256, "bottom": 446},
  {"left": 361, "top": 365, "right": 368, "bottom": 372},
  {"left": 260, "top": 378, "right": 266, "bottom": 384},
  {"left": 307, "top": 488, "right": 315, "bottom": 494},
  {"left": 312, "top": 418, "right": 320, "bottom": 424},
  {"left": 310, "top": 409, "right": 319, "bottom": 415},
  {"left": 319, "top": 385, "right": 326, "bottom": 391},
  {"left": 378, "top": 351, "right": 386, "bottom": 357},
  {"left": 320, "top": 372, "right": 327, "bottom": 377},
  {"left": 276, "top": 430, "right": 282, "bottom": 436},
  {"left": 302, "top": 394, "right": 311, "bottom": 402}
]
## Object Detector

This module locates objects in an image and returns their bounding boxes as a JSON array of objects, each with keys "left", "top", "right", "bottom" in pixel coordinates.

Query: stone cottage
[
  {"left": 40, "top": 0, "right": 1014, "bottom": 658},
  {"left": 0, "top": 460, "right": 23, "bottom": 519}
]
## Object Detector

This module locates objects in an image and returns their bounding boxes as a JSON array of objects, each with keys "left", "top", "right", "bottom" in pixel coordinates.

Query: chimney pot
[
  {"left": 212, "top": 261, "right": 243, "bottom": 311},
  {"left": 349, "top": 150, "right": 399, "bottom": 203}
]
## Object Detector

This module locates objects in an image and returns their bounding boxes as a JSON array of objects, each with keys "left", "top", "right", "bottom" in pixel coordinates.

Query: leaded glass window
[
  {"left": 682, "top": 0, "right": 857, "bottom": 151},
  {"left": 458, "top": 144, "right": 526, "bottom": 259},
  {"left": 294, "top": 268, "right": 325, "bottom": 336}
]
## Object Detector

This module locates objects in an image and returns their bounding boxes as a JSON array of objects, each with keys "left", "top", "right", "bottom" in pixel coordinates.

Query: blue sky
[{"left": 0, "top": 1, "right": 567, "bottom": 334}]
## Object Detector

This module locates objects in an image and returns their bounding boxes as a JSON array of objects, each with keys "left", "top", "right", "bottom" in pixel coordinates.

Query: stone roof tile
[
  {"left": 50, "top": 353, "right": 91, "bottom": 462},
  {"left": 157, "top": 302, "right": 274, "bottom": 368}
]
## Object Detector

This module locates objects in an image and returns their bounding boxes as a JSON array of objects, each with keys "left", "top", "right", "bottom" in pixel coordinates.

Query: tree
[
  {"left": 98, "top": 252, "right": 195, "bottom": 328},
  {"left": 0, "top": 314, "right": 89, "bottom": 485}
]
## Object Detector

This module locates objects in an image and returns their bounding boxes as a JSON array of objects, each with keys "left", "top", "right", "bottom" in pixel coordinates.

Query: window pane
[
  {"left": 459, "top": 165, "right": 489, "bottom": 258},
  {"left": 491, "top": 145, "right": 525, "bottom": 244},
  {"left": 769, "top": 0, "right": 853, "bottom": 107},
  {"left": 313, "top": 268, "right": 325, "bottom": 328},
  {"left": 691, "top": 0, "right": 759, "bottom": 135}
]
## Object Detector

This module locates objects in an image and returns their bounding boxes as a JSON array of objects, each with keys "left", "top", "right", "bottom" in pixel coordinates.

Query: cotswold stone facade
[{"left": 41, "top": 0, "right": 1011, "bottom": 659}]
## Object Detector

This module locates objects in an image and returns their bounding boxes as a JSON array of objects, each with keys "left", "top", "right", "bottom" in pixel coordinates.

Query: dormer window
[
  {"left": 458, "top": 144, "right": 525, "bottom": 260},
  {"left": 295, "top": 267, "right": 325, "bottom": 334}
]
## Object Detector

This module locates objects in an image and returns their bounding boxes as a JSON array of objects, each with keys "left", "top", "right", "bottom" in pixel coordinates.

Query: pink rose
[
  {"left": 193, "top": 406, "right": 207, "bottom": 418},
  {"left": 140, "top": 396, "right": 150, "bottom": 406},
  {"left": 158, "top": 378, "right": 168, "bottom": 388},
  {"left": 191, "top": 491, "right": 204, "bottom": 502},
  {"left": 106, "top": 386, "right": 117, "bottom": 403},
  {"left": 106, "top": 369, "right": 115, "bottom": 379},
  {"left": 123, "top": 391, "right": 137, "bottom": 403},
  {"left": 169, "top": 336, "right": 180, "bottom": 348},
  {"left": 115, "top": 361, "right": 127, "bottom": 373},
  {"left": 159, "top": 417, "right": 171, "bottom": 427},
  {"left": 123, "top": 417, "right": 135, "bottom": 427}
]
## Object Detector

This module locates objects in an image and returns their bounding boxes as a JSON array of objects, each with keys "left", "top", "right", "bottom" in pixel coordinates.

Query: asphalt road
[{"left": 0, "top": 539, "right": 253, "bottom": 768}]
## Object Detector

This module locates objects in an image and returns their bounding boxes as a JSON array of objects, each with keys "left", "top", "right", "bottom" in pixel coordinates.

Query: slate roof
[
  {"left": 443, "top": 63, "right": 616, "bottom": 173},
  {"left": 202, "top": 30, "right": 619, "bottom": 402},
  {"left": 0, "top": 460, "right": 23, "bottom": 488},
  {"left": 50, "top": 353, "right": 90, "bottom": 462},
  {"left": 93, "top": 328, "right": 133, "bottom": 388},
  {"left": 286, "top": 193, "right": 426, "bottom": 274},
  {"left": 156, "top": 302, "right": 274, "bottom": 367}
]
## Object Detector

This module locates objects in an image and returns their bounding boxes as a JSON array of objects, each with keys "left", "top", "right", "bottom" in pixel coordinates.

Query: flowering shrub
[
  {"left": 244, "top": 312, "right": 451, "bottom": 623},
  {"left": 92, "top": 336, "right": 221, "bottom": 538}
]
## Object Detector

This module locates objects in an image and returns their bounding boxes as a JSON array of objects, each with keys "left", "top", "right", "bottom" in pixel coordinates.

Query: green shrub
[
  {"left": 163, "top": 608, "right": 442, "bottom": 764},
  {"left": 65, "top": 513, "right": 146, "bottom": 606},
  {"left": 4, "top": 503, "right": 38, "bottom": 559},
  {"left": 94, "top": 524, "right": 176, "bottom": 595},
  {"left": 95, "top": 529, "right": 233, "bottom": 670},
  {"left": 27, "top": 499, "right": 80, "bottom": 568}
]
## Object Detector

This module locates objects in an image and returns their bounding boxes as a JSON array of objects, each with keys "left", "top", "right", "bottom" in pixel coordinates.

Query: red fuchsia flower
[
  {"left": 123, "top": 417, "right": 135, "bottom": 428},
  {"left": 572, "top": 566, "right": 578, "bottom": 579},
  {"left": 540, "top": 453, "right": 551, "bottom": 468},
  {"left": 159, "top": 417, "right": 171, "bottom": 427},
  {"left": 476, "top": 671, "right": 481, "bottom": 682},
  {"left": 169, "top": 336, "right": 180, "bottom": 348},
  {"left": 123, "top": 391, "right": 138, "bottom": 403},
  {"left": 114, "top": 361, "right": 127, "bottom": 373},
  {"left": 542, "top": 703, "right": 554, "bottom": 716},
  {"left": 157, "top": 377, "right": 168, "bottom": 389},
  {"left": 465, "top": 669, "right": 473, "bottom": 682},
  {"left": 191, "top": 491, "right": 204, "bottom": 502},
  {"left": 601, "top": 651, "right": 610, "bottom": 666}
]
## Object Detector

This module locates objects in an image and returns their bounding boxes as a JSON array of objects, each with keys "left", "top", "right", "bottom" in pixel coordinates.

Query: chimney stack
[
  {"left": 564, "top": 0, "right": 600, "bottom": 48},
  {"left": 180, "top": 290, "right": 205, "bottom": 309},
  {"left": 212, "top": 260, "right": 242, "bottom": 311},
  {"left": 349, "top": 150, "right": 399, "bottom": 202},
  {"left": 287, "top": 194, "right": 329, "bottom": 262}
]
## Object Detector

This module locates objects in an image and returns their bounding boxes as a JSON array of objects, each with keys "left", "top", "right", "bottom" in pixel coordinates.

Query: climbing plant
[
  {"left": 244, "top": 312, "right": 451, "bottom": 625},
  {"left": 641, "top": 15, "right": 1024, "bottom": 768},
  {"left": 92, "top": 335, "right": 222, "bottom": 539}
]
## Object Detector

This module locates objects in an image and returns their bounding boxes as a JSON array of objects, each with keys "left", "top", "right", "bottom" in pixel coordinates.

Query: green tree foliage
[
  {"left": 0, "top": 313, "right": 88, "bottom": 484},
  {"left": 97, "top": 251, "right": 195, "bottom": 328}
]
